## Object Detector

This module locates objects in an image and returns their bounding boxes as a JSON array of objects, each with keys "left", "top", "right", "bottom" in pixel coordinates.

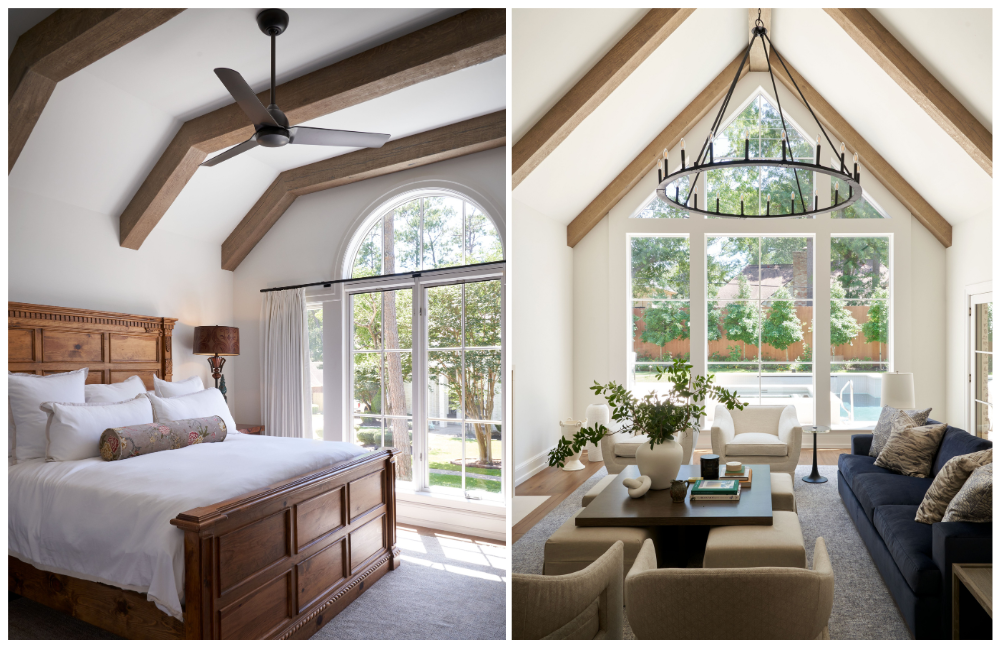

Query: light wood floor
[{"left": 513, "top": 448, "right": 848, "bottom": 543}]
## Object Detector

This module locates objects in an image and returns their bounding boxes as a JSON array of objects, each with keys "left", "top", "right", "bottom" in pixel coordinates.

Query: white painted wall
[
  {"left": 7, "top": 187, "right": 234, "bottom": 393},
  {"left": 511, "top": 201, "right": 574, "bottom": 484},
  {"left": 231, "top": 148, "right": 505, "bottom": 428},
  {"left": 572, "top": 218, "right": 610, "bottom": 416},
  {"left": 944, "top": 213, "right": 993, "bottom": 429}
]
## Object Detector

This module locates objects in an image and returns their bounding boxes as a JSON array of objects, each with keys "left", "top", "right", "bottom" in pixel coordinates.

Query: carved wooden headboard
[{"left": 8, "top": 302, "right": 176, "bottom": 390}]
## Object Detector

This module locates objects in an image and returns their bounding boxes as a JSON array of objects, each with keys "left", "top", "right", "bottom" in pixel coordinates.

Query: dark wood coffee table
[{"left": 575, "top": 464, "right": 773, "bottom": 527}]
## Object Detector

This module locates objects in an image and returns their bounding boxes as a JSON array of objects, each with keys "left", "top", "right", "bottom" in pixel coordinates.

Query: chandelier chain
[{"left": 760, "top": 34, "right": 807, "bottom": 213}]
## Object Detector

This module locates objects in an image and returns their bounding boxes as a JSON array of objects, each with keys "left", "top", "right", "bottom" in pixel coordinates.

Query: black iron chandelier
[{"left": 656, "top": 10, "right": 862, "bottom": 219}]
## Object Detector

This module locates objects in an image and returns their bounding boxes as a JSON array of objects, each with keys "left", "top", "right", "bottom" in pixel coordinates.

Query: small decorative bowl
[{"left": 669, "top": 479, "right": 689, "bottom": 503}]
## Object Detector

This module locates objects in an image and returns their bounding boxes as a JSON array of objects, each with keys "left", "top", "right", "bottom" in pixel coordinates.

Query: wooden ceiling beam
[
  {"left": 748, "top": 9, "right": 772, "bottom": 72},
  {"left": 768, "top": 47, "right": 952, "bottom": 247},
  {"left": 566, "top": 52, "right": 749, "bottom": 247},
  {"left": 120, "top": 9, "right": 505, "bottom": 251},
  {"left": 512, "top": 8, "right": 694, "bottom": 190},
  {"left": 8, "top": 8, "right": 183, "bottom": 173},
  {"left": 825, "top": 8, "right": 991, "bottom": 177},
  {"left": 221, "top": 111, "right": 506, "bottom": 271}
]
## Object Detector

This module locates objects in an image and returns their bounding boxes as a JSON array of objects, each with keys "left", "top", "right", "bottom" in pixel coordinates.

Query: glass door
[
  {"left": 970, "top": 294, "right": 992, "bottom": 439},
  {"left": 425, "top": 279, "right": 503, "bottom": 500}
]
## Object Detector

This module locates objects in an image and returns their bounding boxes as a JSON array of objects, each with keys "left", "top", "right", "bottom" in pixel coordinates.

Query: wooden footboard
[
  {"left": 171, "top": 447, "right": 400, "bottom": 639},
  {"left": 9, "top": 448, "right": 400, "bottom": 640}
]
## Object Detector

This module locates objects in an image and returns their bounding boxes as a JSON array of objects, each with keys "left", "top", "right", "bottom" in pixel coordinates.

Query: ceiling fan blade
[
  {"left": 200, "top": 136, "right": 259, "bottom": 167},
  {"left": 214, "top": 68, "right": 278, "bottom": 128},
  {"left": 288, "top": 126, "right": 391, "bottom": 149}
]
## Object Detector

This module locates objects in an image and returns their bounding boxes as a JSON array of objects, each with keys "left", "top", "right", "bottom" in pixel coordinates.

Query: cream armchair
[
  {"left": 710, "top": 405, "right": 802, "bottom": 476},
  {"left": 625, "top": 538, "right": 834, "bottom": 639},
  {"left": 600, "top": 428, "right": 695, "bottom": 474},
  {"left": 513, "top": 541, "right": 624, "bottom": 640}
]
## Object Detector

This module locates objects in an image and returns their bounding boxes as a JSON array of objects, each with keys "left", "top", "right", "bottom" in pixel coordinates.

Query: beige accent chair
[
  {"left": 513, "top": 541, "right": 624, "bottom": 640},
  {"left": 600, "top": 428, "right": 695, "bottom": 474},
  {"left": 625, "top": 537, "right": 834, "bottom": 639},
  {"left": 710, "top": 405, "right": 802, "bottom": 476}
]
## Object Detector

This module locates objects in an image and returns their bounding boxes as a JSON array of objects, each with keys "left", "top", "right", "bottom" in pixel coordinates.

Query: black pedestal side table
[{"left": 802, "top": 425, "right": 830, "bottom": 483}]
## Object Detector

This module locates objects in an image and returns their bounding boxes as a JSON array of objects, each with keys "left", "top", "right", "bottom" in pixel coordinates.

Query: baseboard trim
[
  {"left": 514, "top": 446, "right": 554, "bottom": 486},
  {"left": 396, "top": 498, "right": 505, "bottom": 542}
]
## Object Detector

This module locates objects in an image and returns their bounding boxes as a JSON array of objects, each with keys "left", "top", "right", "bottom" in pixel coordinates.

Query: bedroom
[{"left": 8, "top": 8, "right": 506, "bottom": 640}]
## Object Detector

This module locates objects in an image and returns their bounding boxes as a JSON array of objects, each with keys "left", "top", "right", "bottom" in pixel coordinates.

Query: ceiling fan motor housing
[{"left": 257, "top": 126, "right": 290, "bottom": 147}]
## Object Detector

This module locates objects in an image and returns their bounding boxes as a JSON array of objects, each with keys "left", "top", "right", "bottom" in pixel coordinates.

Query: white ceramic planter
[
  {"left": 636, "top": 436, "right": 683, "bottom": 489},
  {"left": 559, "top": 419, "right": 587, "bottom": 471},
  {"left": 584, "top": 404, "right": 609, "bottom": 462}
]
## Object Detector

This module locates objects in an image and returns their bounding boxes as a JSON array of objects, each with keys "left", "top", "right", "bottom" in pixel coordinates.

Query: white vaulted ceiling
[
  {"left": 513, "top": 7, "right": 992, "bottom": 230},
  {"left": 9, "top": 8, "right": 505, "bottom": 246}
]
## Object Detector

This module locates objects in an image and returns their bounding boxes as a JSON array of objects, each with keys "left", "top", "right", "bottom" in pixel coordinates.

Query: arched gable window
[{"left": 350, "top": 190, "right": 503, "bottom": 279}]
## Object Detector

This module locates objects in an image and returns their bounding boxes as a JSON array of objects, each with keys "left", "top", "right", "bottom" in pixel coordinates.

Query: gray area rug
[
  {"left": 8, "top": 529, "right": 506, "bottom": 640},
  {"left": 512, "top": 465, "right": 912, "bottom": 640}
]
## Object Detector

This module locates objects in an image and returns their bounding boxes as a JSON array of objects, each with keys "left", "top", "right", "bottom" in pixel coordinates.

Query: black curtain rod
[{"left": 259, "top": 261, "right": 506, "bottom": 293}]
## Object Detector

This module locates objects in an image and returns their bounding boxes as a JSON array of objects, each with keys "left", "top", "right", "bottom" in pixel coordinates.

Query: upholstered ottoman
[
  {"left": 770, "top": 472, "right": 796, "bottom": 512},
  {"left": 582, "top": 474, "right": 619, "bottom": 507},
  {"left": 703, "top": 510, "right": 806, "bottom": 569},
  {"left": 544, "top": 508, "right": 656, "bottom": 581}
]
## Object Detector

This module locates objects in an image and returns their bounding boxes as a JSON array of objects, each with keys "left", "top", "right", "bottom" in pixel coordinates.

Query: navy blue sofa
[{"left": 837, "top": 421, "right": 992, "bottom": 639}]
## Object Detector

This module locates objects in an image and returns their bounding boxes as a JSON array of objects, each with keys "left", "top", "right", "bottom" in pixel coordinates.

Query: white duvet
[{"left": 8, "top": 433, "right": 367, "bottom": 620}]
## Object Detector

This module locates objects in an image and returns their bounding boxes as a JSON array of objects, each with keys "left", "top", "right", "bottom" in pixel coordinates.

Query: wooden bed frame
[{"left": 8, "top": 302, "right": 400, "bottom": 639}]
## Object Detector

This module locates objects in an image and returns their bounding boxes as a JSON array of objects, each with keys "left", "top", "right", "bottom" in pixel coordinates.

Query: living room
[{"left": 511, "top": 8, "right": 992, "bottom": 640}]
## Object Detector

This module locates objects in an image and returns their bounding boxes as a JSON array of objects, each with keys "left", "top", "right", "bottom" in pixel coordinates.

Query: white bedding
[{"left": 8, "top": 433, "right": 368, "bottom": 620}]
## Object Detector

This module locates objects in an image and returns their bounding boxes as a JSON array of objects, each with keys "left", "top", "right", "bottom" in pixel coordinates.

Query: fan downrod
[{"left": 256, "top": 9, "right": 288, "bottom": 36}]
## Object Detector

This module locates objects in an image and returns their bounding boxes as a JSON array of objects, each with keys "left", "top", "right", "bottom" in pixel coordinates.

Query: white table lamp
[{"left": 881, "top": 372, "right": 915, "bottom": 409}]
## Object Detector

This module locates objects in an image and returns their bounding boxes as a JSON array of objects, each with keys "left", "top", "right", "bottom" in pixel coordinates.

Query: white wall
[
  {"left": 572, "top": 217, "right": 610, "bottom": 415},
  {"left": 944, "top": 213, "right": 992, "bottom": 429},
  {"left": 231, "top": 148, "right": 505, "bottom": 428},
  {"left": 511, "top": 201, "right": 574, "bottom": 484},
  {"left": 7, "top": 187, "right": 234, "bottom": 392}
]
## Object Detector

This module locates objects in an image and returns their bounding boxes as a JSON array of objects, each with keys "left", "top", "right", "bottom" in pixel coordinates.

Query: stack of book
[
  {"left": 690, "top": 478, "right": 741, "bottom": 501},
  {"left": 724, "top": 464, "right": 753, "bottom": 488}
]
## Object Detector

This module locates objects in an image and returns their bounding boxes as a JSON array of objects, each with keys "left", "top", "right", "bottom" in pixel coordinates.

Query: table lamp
[
  {"left": 880, "top": 372, "right": 914, "bottom": 409},
  {"left": 193, "top": 326, "right": 239, "bottom": 402}
]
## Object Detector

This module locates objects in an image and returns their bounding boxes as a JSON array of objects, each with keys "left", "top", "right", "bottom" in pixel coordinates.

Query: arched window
[{"left": 350, "top": 190, "right": 503, "bottom": 279}]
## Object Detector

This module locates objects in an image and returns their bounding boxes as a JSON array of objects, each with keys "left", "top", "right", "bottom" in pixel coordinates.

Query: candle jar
[{"left": 700, "top": 454, "right": 720, "bottom": 480}]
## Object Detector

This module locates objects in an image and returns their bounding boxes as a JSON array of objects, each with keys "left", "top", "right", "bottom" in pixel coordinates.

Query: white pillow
[
  {"left": 8, "top": 368, "right": 88, "bottom": 463},
  {"left": 154, "top": 375, "right": 205, "bottom": 398},
  {"left": 85, "top": 375, "right": 147, "bottom": 403},
  {"left": 41, "top": 395, "right": 154, "bottom": 461},
  {"left": 147, "top": 388, "right": 237, "bottom": 435}
]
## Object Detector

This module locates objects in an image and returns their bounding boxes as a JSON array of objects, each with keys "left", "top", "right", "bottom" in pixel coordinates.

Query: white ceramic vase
[
  {"left": 559, "top": 419, "right": 587, "bottom": 471},
  {"left": 583, "top": 404, "right": 609, "bottom": 462},
  {"left": 635, "top": 436, "right": 683, "bottom": 489}
]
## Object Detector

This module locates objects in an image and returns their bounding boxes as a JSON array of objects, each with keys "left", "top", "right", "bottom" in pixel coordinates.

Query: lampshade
[
  {"left": 881, "top": 372, "right": 914, "bottom": 409},
  {"left": 193, "top": 326, "right": 240, "bottom": 356}
]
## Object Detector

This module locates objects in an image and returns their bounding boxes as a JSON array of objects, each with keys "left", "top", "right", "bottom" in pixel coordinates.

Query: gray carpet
[
  {"left": 512, "top": 465, "right": 912, "bottom": 640},
  {"left": 8, "top": 528, "right": 506, "bottom": 640}
]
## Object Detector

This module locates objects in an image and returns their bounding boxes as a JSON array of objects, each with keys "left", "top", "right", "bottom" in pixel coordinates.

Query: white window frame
[
  {"left": 609, "top": 76, "right": 912, "bottom": 433},
  {"left": 308, "top": 187, "right": 506, "bottom": 504},
  {"left": 966, "top": 282, "right": 992, "bottom": 437}
]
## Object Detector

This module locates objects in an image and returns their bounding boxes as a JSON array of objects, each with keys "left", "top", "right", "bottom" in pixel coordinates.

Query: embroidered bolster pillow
[{"left": 99, "top": 416, "right": 228, "bottom": 461}]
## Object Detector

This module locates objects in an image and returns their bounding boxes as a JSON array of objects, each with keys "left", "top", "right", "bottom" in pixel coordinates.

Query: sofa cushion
[
  {"left": 852, "top": 473, "right": 933, "bottom": 521},
  {"left": 725, "top": 432, "right": 787, "bottom": 456},
  {"left": 872, "top": 505, "right": 940, "bottom": 596},
  {"left": 614, "top": 435, "right": 649, "bottom": 458},
  {"left": 929, "top": 422, "right": 992, "bottom": 476},
  {"left": 838, "top": 454, "right": 896, "bottom": 487}
]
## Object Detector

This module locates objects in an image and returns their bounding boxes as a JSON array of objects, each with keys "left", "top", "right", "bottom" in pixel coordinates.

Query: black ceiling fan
[{"left": 201, "top": 9, "right": 390, "bottom": 167}]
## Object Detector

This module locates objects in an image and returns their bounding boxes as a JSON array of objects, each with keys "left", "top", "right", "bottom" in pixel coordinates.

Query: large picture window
[
  {"left": 631, "top": 236, "right": 690, "bottom": 384},
  {"left": 706, "top": 236, "right": 814, "bottom": 425},
  {"left": 336, "top": 189, "right": 504, "bottom": 501}
]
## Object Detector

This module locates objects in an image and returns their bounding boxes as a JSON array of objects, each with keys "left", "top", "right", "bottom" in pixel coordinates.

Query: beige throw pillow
[
  {"left": 868, "top": 406, "right": 932, "bottom": 458},
  {"left": 915, "top": 449, "right": 992, "bottom": 524},
  {"left": 874, "top": 413, "right": 948, "bottom": 478},
  {"left": 942, "top": 463, "right": 992, "bottom": 523}
]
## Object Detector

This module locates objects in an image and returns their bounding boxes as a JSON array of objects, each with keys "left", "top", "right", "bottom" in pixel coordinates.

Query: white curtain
[{"left": 260, "top": 289, "right": 310, "bottom": 438}]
